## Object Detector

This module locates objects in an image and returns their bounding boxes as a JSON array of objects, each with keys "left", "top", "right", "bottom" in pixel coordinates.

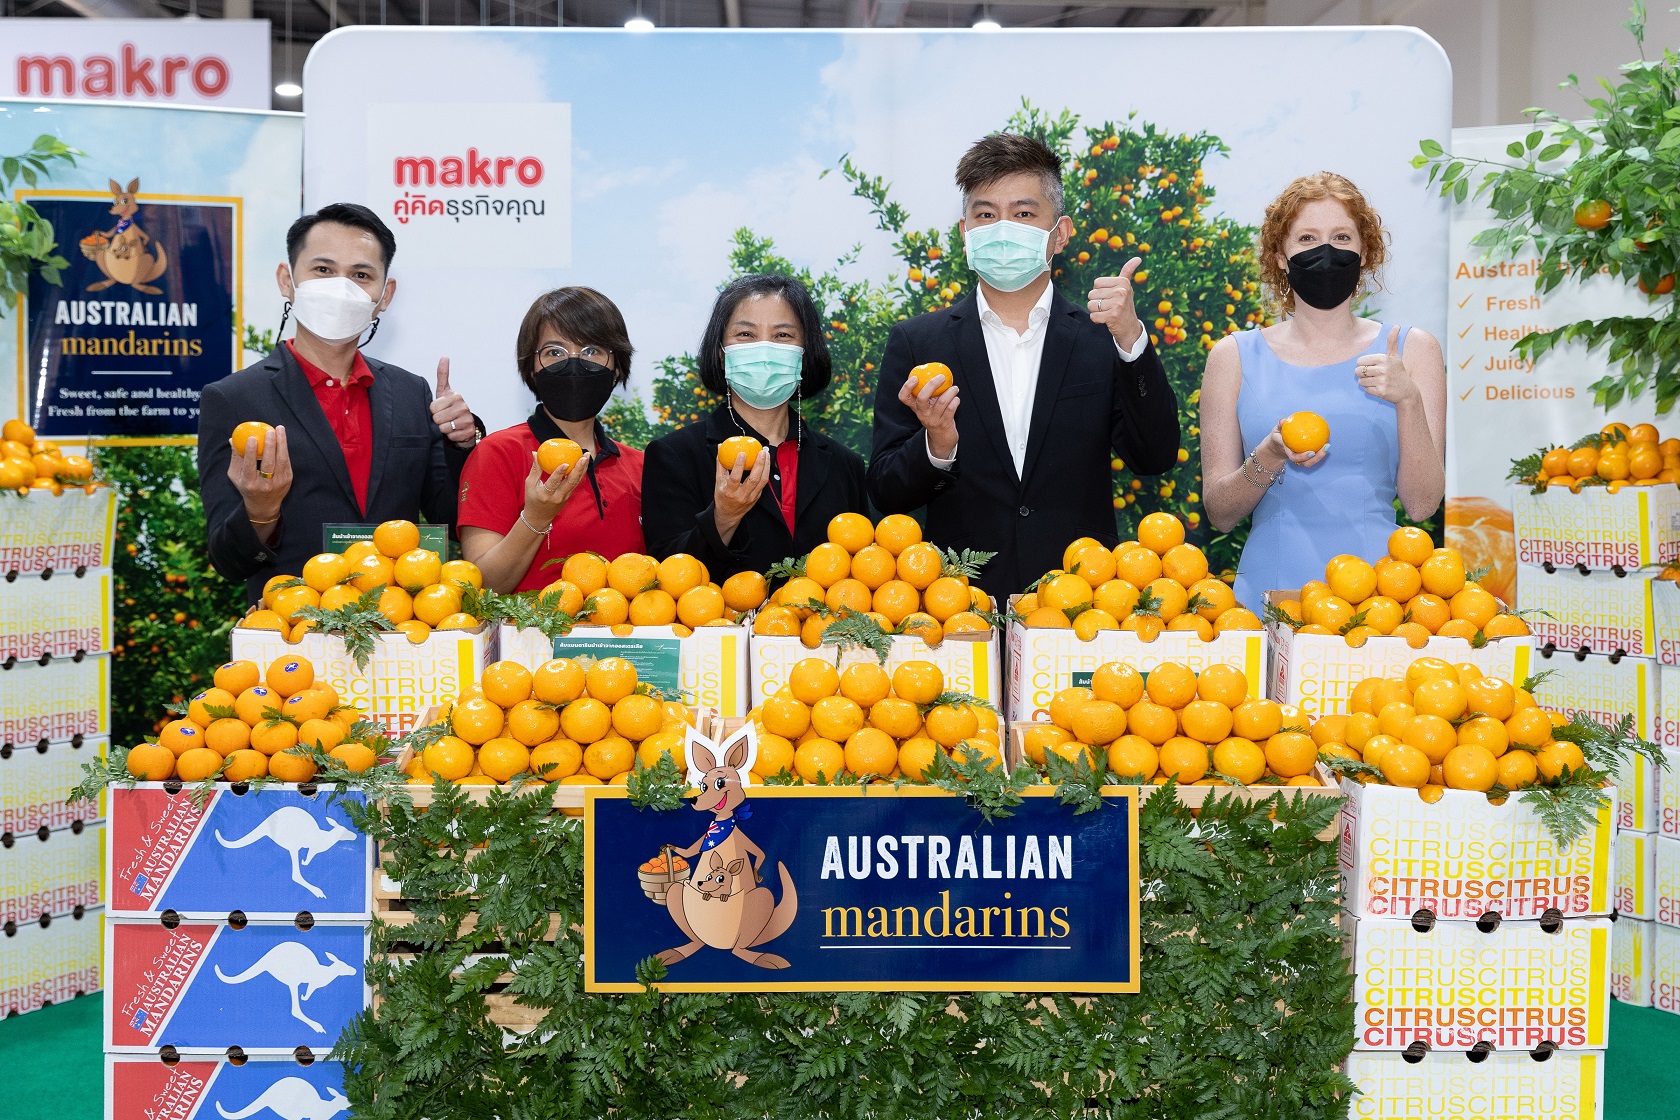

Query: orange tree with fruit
[{"left": 602, "top": 101, "right": 1272, "bottom": 577}]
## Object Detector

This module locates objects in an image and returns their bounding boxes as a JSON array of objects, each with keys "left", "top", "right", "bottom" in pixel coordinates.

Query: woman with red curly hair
[{"left": 1198, "top": 172, "right": 1445, "bottom": 609}]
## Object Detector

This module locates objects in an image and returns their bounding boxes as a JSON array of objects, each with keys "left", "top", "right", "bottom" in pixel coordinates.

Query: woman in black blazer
[{"left": 642, "top": 275, "right": 868, "bottom": 580}]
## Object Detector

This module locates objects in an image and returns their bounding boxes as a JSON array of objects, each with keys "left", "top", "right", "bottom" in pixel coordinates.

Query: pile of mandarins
[
  {"left": 744, "top": 658, "right": 999, "bottom": 783},
  {"left": 751, "top": 513, "right": 994, "bottom": 648},
  {"left": 1022, "top": 661, "right": 1324, "bottom": 786},
  {"left": 1270, "top": 528, "right": 1530, "bottom": 647},
  {"left": 1309, "top": 657, "right": 1580, "bottom": 801},
  {"left": 532, "top": 550, "right": 767, "bottom": 634},
  {"left": 1017, "top": 512, "right": 1262, "bottom": 640},
  {"left": 124, "top": 656, "right": 376, "bottom": 784},
  {"left": 1525, "top": 421, "right": 1680, "bottom": 492},
  {"left": 410, "top": 657, "right": 693, "bottom": 786},
  {"left": 0, "top": 419, "right": 99, "bottom": 495}
]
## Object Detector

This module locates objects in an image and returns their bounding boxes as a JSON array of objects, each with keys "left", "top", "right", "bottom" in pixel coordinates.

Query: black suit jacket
[
  {"left": 197, "top": 346, "right": 472, "bottom": 603},
  {"left": 867, "top": 289, "right": 1180, "bottom": 600},
  {"left": 641, "top": 405, "right": 869, "bottom": 580}
]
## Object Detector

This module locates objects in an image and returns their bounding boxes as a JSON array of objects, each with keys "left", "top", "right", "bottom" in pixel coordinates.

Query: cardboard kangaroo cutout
[{"left": 656, "top": 725, "right": 798, "bottom": 969}]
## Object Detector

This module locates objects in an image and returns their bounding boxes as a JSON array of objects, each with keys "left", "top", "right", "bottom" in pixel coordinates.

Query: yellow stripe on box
[
  {"left": 1512, "top": 643, "right": 1530, "bottom": 687},
  {"left": 1639, "top": 492, "right": 1652, "bottom": 567},
  {"left": 1578, "top": 1053, "right": 1597, "bottom": 1119},
  {"left": 1244, "top": 635, "right": 1261, "bottom": 697},
  {"left": 1588, "top": 928, "right": 1607, "bottom": 1047},
  {"left": 1590, "top": 805, "right": 1612, "bottom": 912},
  {"left": 458, "top": 638, "right": 475, "bottom": 691},
  {"left": 1639, "top": 663, "right": 1650, "bottom": 728},
  {"left": 720, "top": 634, "right": 739, "bottom": 717},
  {"left": 972, "top": 642, "right": 989, "bottom": 705}
]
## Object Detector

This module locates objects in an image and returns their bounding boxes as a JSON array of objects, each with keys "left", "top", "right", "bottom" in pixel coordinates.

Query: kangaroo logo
[
  {"left": 216, "top": 807, "right": 356, "bottom": 899},
  {"left": 81, "top": 177, "right": 169, "bottom": 295},
  {"left": 214, "top": 942, "right": 356, "bottom": 1033},
  {"left": 215, "top": 1078, "right": 349, "bottom": 1120}
]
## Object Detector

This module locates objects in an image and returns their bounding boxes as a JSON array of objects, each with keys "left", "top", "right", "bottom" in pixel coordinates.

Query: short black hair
[
  {"left": 286, "top": 203, "right": 397, "bottom": 274},
  {"left": 515, "top": 286, "right": 633, "bottom": 392},
  {"left": 696, "top": 275, "right": 832, "bottom": 399},
  {"left": 956, "top": 133, "right": 1065, "bottom": 217}
]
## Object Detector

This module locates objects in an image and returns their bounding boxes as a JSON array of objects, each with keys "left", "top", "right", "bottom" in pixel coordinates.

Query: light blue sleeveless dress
[{"left": 1232, "top": 323, "right": 1407, "bottom": 611}]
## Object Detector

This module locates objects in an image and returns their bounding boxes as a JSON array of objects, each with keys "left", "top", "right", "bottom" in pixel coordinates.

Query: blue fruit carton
[
  {"left": 107, "top": 1055, "right": 350, "bottom": 1120},
  {"left": 107, "top": 786, "right": 372, "bottom": 921},
  {"left": 106, "top": 918, "right": 369, "bottom": 1054}
]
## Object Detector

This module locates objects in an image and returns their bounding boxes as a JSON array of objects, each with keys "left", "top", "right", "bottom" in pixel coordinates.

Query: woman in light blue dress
[{"left": 1198, "top": 173, "right": 1446, "bottom": 612}]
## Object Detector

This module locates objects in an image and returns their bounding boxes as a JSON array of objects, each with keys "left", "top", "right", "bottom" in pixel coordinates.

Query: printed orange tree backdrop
[{"left": 604, "top": 102, "right": 1272, "bottom": 577}]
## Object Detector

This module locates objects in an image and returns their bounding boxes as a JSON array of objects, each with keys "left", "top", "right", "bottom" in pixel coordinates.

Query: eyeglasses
[{"left": 535, "top": 343, "right": 611, "bottom": 367}]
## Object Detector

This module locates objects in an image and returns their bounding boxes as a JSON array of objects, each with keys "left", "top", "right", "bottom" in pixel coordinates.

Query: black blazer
[
  {"left": 641, "top": 405, "right": 869, "bottom": 580},
  {"left": 867, "top": 290, "right": 1180, "bottom": 600},
  {"left": 197, "top": 346, "right": 473, "bottom": 603}
]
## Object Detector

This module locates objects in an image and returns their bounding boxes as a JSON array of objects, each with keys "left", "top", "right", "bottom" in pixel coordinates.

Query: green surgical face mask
[
  {"left": 724, "top": 342, "right": 803, "bottom": 409},
  {"left": 964, "top": 219, "right": 1052, "bottom": 292}
]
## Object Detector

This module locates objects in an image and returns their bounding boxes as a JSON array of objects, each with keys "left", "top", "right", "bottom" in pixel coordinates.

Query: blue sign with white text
[{"left": 584, "top": 786, "right": 1139, "bottom": 993}]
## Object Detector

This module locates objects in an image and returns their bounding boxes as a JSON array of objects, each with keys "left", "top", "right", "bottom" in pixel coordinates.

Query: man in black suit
[
  {"left": 198, "top": 203, "right": 482, "bottom": 602},
  {"left": 867, "top": 134, "right": 1181, "bottom": 601}
]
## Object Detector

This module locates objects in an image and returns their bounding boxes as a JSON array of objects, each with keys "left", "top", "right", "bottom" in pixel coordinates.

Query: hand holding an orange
[
  {"left": 1268, "top": 410, "right": 1329, "bottom": 469},
  {"left": 898, "top": 363, "right": 960, "bottom": 461}
]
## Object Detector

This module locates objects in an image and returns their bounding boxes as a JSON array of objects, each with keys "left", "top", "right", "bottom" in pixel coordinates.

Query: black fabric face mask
[
  {"left": 1286, "top": 244, "right": 1363, "bottom": 310},
  {"left": 534, "top": 357, "right": 617, "bottom": 422}
]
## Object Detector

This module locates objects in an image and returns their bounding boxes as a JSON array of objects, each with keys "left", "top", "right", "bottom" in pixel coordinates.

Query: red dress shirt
[
  {"left": 287, "top": 340, "right": 373, "bottom": 513},
  {"left": 773, "top": 439, "right": 799, "bottom": 531}
]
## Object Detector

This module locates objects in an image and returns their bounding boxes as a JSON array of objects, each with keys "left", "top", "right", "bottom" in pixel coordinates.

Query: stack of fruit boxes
[
  {"left": 102, "top": 783, "right": 370, "bottom": 1115},
  {"left": 1339, "top": 758, "right": 1615, "bottom": 1117},
  {"left": 0, "top": 486, "right": 114, "bottom": 1018}
]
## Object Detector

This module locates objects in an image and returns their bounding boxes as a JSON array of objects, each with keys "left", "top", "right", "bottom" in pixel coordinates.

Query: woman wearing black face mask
[
  {"left": 1197, "top": 173, "right": 1446, "bottom": 610},
  {"left": 457, "top": 287, "right": 645, "bottom": 592}
]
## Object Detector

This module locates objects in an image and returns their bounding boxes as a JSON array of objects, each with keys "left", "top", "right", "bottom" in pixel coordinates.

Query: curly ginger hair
[{"left": 1258, "top": 172, "right": 1390, "bottom": 315}]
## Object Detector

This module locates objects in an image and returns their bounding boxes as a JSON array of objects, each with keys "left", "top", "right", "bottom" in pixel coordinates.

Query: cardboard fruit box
[
  {"left": 0, "top": 821, "right": 102, "bottom": 927},
  {"left": 107, "top": 1055, "right": 349, "bottom": 1120},
  {"left": 1615, "top": 829, "right": 1657, "bottom": 921},
  {"left": 0, "top": 567, "right": 112, "bottom": 660},
  {"left": 105, "top": 918, "right": 370, "bottom": 1054},
  {"left": 1655, "top": 921, "right": 1680, "bottom": 1013},
  {"left": 1662, "top": 744, "right": 1680, "bottom": 838},
  {"left": 229, "top": 621, "right": 494, "bottom": 734},
  {"left": 1344, "top": 1049, "right": 1604, "bottom": 1120},
  {"left": 0, "top": 906, "right": 102, "bottom": 1017},
  {"left": 107, "top": 785, "right": 372, "bottom": 922},
  {"left": 1264, "top": 591, "right": 1532, "bottom": 717},
  {"left": 0, "top": 652, "right": 108, "bottom": 749},
  {"left": 1345, "top": 914, "right": 1610, "bottom": 1051},
  {"left": 1658, "top": 835, "right": 1680, "bottom": 928},
  {"left": 0, "top": 735, "right": 103, "bottom": 835},
  {"left": 0, "top": 486, "right": 114, "bottom": 575},
  {"left": 751, "top": 630, "right": 1001, "bottom": 710},
  {"left": 498, "top": 621, "right": 749, "bottom": 718},
  {"left": 1531, "top": 647, "right": 1658, "bottom": 743},
  {"left": 1006, "top": 610, "right": 1265, "bottom": 725},
  {"left": 1514, "top": 482, "right": 1680, "bottom": 571},
  {"left": 1336, "top": 777, "right": 1614, "bottom": 921},
  {"left": 1612, "top": 747, "right": 1659, "bottom": 834},
  {"left": 1612, "top": 915, "right": 1655, "bottom": 1007},
  {"left": 1517, "top": 562, "right": 1658, "bottom": 656}
]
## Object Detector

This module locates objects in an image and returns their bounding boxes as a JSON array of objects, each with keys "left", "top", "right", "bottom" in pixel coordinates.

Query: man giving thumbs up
[
  {"left": 866, "top": 134, "right": 1181, "bottom": 600},
  {"left": 197, "top": 203, "right": 483, "bottom": 601}
]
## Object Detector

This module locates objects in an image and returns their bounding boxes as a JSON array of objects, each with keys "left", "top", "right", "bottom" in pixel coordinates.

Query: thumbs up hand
[
  {"left": 1354, "top": 326, "right": 1418, "bottom": 405},
  {"left": 430, "top": 357, "right": 477, "bottom": 446},
  {"left": 1088, "top": 256, "right": 1146, "bottom": 351}
]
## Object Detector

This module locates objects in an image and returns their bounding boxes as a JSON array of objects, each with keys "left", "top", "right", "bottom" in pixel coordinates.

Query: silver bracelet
[
  {"left": 1241, "top": 453, "right": 1283, "bottom": 489},
  {"left": 518, "top": 510, "right": 552, "bottom": 537}
]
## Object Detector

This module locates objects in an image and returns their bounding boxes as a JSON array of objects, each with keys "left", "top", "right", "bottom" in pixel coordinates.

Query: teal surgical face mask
[
  {"left": 964, "top": 219, "right": 1052, "bottom": 293},
  {"left": 724, "top": 342, "right": 803, "bottom": 409}
]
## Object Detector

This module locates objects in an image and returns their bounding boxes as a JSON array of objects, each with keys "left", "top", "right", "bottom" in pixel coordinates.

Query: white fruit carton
[
  {"left": 1345, "top": 1049, "right": 1604, "bottom": 1120},
  {"left": 1517, "top": 561, "right": 1658, "bottom": 656},
  {"left": 1659, "top": 835, "right": 1680, "bottom": 929},
  {"left": 1612, "top": 915, "right": 1655, "bottom": 1006},
  {"left": 1662, "top": 746, "right": 1680, "bottom": 838},
  {"left": 752, "top": 631, "right": 1000, "bottom": 709},
  {"left": 1645, "top": 577, "right": 1680, "bottom": 665},
  {"left": 498, "top": 622, "right": 750, "bottom": 718},
  {"left": 1612, "top": 747, "right": 1659, "bottom": 833},
  {"left": 1529, "top": 647, "right": 1658, "bottom": 743},
  {"left": 1615, "top": 829, "right": 1657, "bottom": 920},
  {"left": 0, "top": 822, "right": 102, "bottom": 927},
  {"left": 0, "top": 906, "right": 102, "bottom": 1017},
  {"left": 229, "top": 622, "right": 495, "bottom": 734},
  {"left": 1345, "top": 914, "right": 1610, "bottom": 1051},
  {"left": 1005, "top": 610, "right": 1264, "bottom": 724},
  {"left": 0, "top": 652, "right": 109, "bottom": 748},
  {"left": 1337, "top": 777, "right": 1613, "bottom": 920},
  {"left": 0, "top": 736, "right": 104, "bottom": 835},
  {"left": 1514, "top": 481, "right": 1680, "bottom": 571},
  {"left": 0, "top": 486, "right": 115, "bottom": 575},
  {"left": 1265, "top": 591, "right": 1532, "bottom": 717},
  {"left": 0, "top": 567, "right": 112, "bottom": 660},
  {"left": 1656, "top": 922, "right": 1680, "bottom": 1012}
]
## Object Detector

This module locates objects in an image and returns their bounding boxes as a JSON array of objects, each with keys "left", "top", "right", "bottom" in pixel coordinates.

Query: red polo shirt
[
  {"left": 288, "top": 340, "right": 374, "bottom": 513},
  {"left": 457, "top": 419, "right": 645, "bottom": 592}
]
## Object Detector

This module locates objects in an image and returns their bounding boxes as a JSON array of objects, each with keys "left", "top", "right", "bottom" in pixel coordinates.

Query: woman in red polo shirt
[{"left": 456, "top": 287, "right": 645, "bottom": 592}]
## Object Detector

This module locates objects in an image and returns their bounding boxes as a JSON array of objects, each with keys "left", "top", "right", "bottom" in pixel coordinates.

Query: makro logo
[
  {"left": 14, "top": 45, "right": 230, "bottom": 100},
  {"left": 393, "top": 150, "right": 545, "bottom": 189}
]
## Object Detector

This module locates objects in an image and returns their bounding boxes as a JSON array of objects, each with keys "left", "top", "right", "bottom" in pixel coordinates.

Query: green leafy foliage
[
  {"left": 1415, "top": 7, "right": 1680, "bottom": 412},
  {"left": 0, "top": 134, "right": 79, "bottom": 314},
  {"left": 295, "top": 586, "right": 396, "bottom": 671}
]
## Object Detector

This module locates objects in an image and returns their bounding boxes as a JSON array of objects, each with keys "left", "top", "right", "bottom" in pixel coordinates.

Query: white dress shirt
[{"left": 928, "top": 284, "right": 1147, "bottom": 477}]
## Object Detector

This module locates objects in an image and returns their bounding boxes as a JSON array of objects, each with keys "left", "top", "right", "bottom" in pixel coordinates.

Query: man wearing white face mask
[
  {"left": 197, "top": 203, "right": 482, "bottom": 601},
  {"left": 867, "top": 134, "right": 1181, "bottom": 601}
]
